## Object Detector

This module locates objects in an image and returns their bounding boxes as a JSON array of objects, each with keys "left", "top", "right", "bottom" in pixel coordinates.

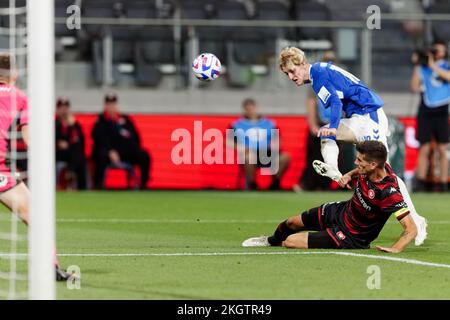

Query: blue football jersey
[
  {"left": 420, "top": 59, "right": 450, "bottom": 108},
  {"left": 232, "top": 117, "right": 275, "bottom": 150},
  {"left": 310, "top": 62, "right": 384, "bottom": 129}
]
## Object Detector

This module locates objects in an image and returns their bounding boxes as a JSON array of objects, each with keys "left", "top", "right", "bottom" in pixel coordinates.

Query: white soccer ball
[{"left": 192, "top": 53, "right": 221, "bottom": 81}]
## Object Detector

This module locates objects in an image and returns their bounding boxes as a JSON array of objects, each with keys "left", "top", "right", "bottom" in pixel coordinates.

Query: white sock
[
  {"left": 320, "top": 138, "right": 340, "bottom": 172},
  {"left": 396, "top": 175, "right": 424, "bottom": 224}
]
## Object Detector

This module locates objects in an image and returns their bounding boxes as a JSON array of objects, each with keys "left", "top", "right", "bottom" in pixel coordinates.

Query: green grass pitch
[{"left": 2, "top": 191, "right": 450, "bottom": 299}]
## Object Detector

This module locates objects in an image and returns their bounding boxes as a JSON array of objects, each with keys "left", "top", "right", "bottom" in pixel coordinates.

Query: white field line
[
  {"left": 56, "top": 218, "right": 280, "bottom": 224},
  {"left": 50, "top": 251, "right": 450, "bottom": 269},
  {"left": 53, "top": 218, "right": 450, "bottom": 224},
  {"left": 2, "top": 251, "right": 450, "bottom": 269}
]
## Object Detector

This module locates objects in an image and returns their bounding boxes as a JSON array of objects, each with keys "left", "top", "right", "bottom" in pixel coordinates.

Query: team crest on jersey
[
  {"left": 336, "top": 231, "right": 346, "bottom": 240},
  {"left": 0, "top": 174, "right": 8, "bottom": 188},
  {"left": 368, "top": 189, "right": 375, "bottom": 199}
]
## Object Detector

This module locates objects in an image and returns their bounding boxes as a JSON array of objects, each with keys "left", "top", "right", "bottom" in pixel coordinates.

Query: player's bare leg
[
  {"left": 437, "top": 143, "right": 449, "bottom": 191},
  {"left": 0, "top": 182, "right": 71, "bottom": 281},
  {"left": 282, "top": 232, "right": 309, "bottom": 249},
  {"left": 244, "top": 149, "right": 257, "bottom": 190},
  {"left": 313, "top": 122, "right": 356, "bottom": 181},
  {"left": 242, "top": 215, "right": 306, "bottom": 247},
  {"left": 0, "top": 182, "right": 30, "bottom": 225},
  {"left": 276, "top": 153, "right": 291, "bottom": 179},
  {"left": 415, "top": 142, "right": 431, "bottom": 190}
]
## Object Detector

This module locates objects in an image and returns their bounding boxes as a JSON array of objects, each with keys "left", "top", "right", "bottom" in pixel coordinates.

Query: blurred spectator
[
  {"left": 230, "top": 98, "right": 291, "bottom": 190},
  {"left": 55, "top": 97, "right": 88, "bottom": 190},
  {"left": 91, "top": 93, "right": 151, "bottom": 189},
  {"left": 410, "top": 40, "right": 450, "bottom": 192},
  {"left": 294, "top": 51, "right": 344, "bottom": 191}
]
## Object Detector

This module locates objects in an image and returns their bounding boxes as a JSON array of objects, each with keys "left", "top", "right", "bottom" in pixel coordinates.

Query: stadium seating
[
  {"left": 55, "top": 0, "right": 79, "bottom": 37},
  {"left": 427, "top": 0, "right": 450, "bottom": 41},
  {"left": 293, "top": 0, "right": 332, "bottom": 40},
  {"left": 323, "top": 0, "right": 389, "bottom": 21},
  {"left": 181, "top": 0, "right": 225, "bottom": 63},
  {"left": 82, "top": 0, "right": 128, "bottom": 85},
  {"left": 55, "top": 0, "right": 81, "bottom": 59},
  {"left": 256, "top": 0, "right": 293, "bottom": 40},
  {"left": 231, "top": 0, "right": 291, "bottom": 65},
  {"left": 46, "top": 0, "right": 447, "bottom": 90},
  {"left": 133, "top": 0, "right": 176, "bottom": 87},
  {"left": 81, "top": 0, "right": 176, "bottom": 86}
]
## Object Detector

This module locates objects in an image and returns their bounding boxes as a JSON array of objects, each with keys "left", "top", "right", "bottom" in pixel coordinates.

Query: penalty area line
[{"left": 53, "top": 251, "right": 450, "bottom": 270}]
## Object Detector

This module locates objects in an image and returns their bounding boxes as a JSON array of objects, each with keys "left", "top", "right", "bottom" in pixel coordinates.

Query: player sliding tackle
[
  {"left": 243, "top": 141, "right": 417, "bottom": 252},
  {"left": 278, "top": 47, "right": 427, "bottom": 246},
  {"left": 0, "top": 53, "right": 70, "bottom": 281}
]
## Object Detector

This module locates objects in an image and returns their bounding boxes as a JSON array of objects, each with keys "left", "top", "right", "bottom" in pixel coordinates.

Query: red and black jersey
[{"left": 337, "top": 164, "right": 410, "bottom": 245}]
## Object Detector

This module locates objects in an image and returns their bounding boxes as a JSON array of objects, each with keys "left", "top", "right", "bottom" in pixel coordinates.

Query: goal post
[{"left": 27, "top": 0, "right": 56, "bottom": 300}]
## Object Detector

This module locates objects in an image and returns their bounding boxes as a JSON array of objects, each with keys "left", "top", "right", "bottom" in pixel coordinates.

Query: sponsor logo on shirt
[
  {"left": 318, "top": 86, "right": 331, "bottom": 104},
  {"left": 336, "top": 231, "right": 346, "bottom": 240},
  {"left": 356, "top": 186, "right": 372, "bottom": 211}
]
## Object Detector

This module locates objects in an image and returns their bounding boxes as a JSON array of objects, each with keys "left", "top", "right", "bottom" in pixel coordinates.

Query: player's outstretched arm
[{"left": 376, "top": 215, "right": 417, "bottom": 253}]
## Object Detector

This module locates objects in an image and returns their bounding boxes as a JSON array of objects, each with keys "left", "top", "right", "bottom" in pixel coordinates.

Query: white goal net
[{"left": 0, "top": 0, "right": 55, "bottom": 300}]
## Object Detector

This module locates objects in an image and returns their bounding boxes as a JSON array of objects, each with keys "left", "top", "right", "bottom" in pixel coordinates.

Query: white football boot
[
  {"left": 242, "top": 236, "right": 270, "bottom": 247},
  {"left": 414, "top": 215, "right": 428, "bottom": 246},
  {"left": 312, "top": 160, "right": 342, "bottom": 182}
]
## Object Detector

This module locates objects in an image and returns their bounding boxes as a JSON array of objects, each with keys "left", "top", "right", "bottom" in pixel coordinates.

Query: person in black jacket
[
  {"left": 55, "top": 97, "right": 88, "bottom": 190},
  {"left": 91, "top": 93, "right": 151, "bottom": 189}
]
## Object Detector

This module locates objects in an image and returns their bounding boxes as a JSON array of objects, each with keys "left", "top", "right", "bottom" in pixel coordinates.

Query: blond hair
[{"left": 279, "top": 47, "right": 308, "bottom": 70}]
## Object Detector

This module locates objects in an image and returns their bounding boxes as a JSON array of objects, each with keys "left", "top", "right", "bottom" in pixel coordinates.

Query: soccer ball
[{"left": 192, "top": 53, "right": 221, "bottom": 81}]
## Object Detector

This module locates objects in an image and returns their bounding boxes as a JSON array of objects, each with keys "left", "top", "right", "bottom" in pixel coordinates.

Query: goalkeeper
[{"left": 0, "top": 53, "right": 69, "bottom": 281}]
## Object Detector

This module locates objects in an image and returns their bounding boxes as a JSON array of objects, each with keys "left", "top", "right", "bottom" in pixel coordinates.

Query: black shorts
[
  {"left": 301, "top": 202, "right": 368, "bottom": 249},
  {"left": 417, "top": 112, "right": 449, "bottom": 144}
]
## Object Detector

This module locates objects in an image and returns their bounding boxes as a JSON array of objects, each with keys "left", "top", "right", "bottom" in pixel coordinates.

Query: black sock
[{"left": 268, "top": 220, "right": 297, "bottom": 246}]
